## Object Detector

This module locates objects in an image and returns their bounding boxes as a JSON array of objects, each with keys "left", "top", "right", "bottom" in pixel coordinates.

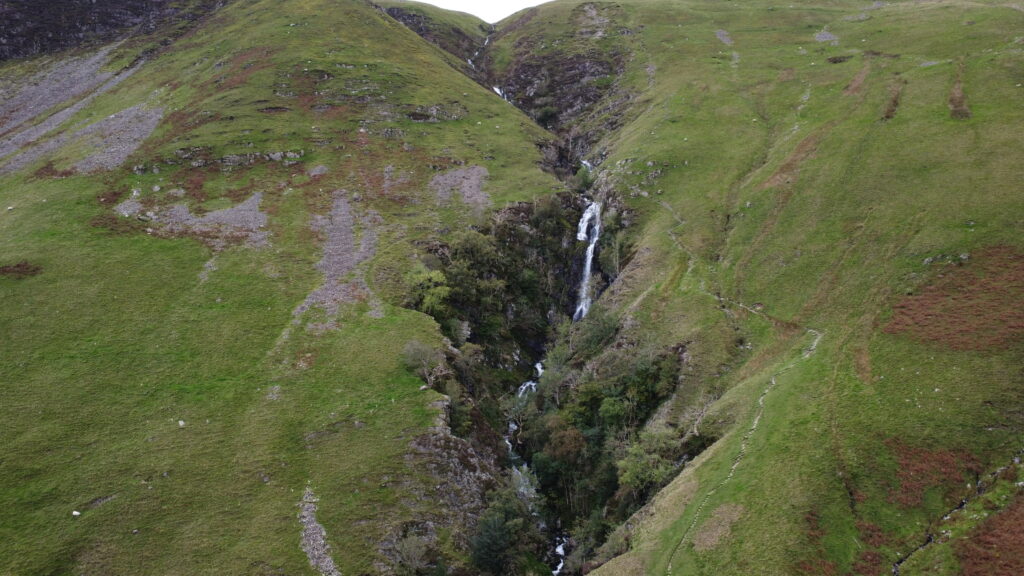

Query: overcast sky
[{"left": 410, "top": 0, "right": 550, "bottom": 23}]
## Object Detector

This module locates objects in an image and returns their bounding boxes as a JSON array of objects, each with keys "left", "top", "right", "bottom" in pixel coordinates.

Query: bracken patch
[
  {"left": 885, "top": 439, "right": 982, "bottom": 508},
  {"left": 796, "top": 511, "right": 839, "bottom": 576},
  {"left": 955, "top": 493, "right": 1024, "bottom": 576},
  {"left": 0, "top": 260, "right": 42, "bottom": 278},
  {"left": 884, "top": 246, "right": 1024, "bottom": 350}
]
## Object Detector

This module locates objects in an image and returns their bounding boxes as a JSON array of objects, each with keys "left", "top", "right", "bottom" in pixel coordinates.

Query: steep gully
[
  {"left": 504, "top": 197, "right": 602, "bottom": 574},
  {"left": 459, "top": 23, "right": 605, "bottom": 574}
]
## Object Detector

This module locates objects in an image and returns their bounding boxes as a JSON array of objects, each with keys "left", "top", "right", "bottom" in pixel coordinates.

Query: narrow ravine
[{"left": 502, "top": 195, "right": 604, "bottom": 574}]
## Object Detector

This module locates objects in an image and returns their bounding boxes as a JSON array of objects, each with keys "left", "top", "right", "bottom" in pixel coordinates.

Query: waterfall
[
  {"left": 502, "top": 360, "right": 569, "bottom": 572},
  {"left": 573, "top": 201, "right": 602, "bottom": 321}
]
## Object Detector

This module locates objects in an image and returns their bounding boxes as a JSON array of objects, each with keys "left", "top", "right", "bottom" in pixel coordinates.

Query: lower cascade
[
  {"left": 499, "top": 202, "right": 603, "bottom": 573},
  {"left": 573, "top": 201, "right": 602, "bottom": 321}
]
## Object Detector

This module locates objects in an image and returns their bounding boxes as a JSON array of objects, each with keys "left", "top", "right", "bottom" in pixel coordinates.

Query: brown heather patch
[
  {"left": 885, "top": 438, "right": 982, "bottom": 508},
  {"left": 89, "top": 213, "right": 146, "bottom": 235},
  {"left": 220, "top": 48, "right": 275, "bottom": 91},
  {"left": 955, "top": 493, "right": 1024, "bottom": 576},
  {"left": 949, "top": 62, "right": 971, "bottom": 120},
  {"left": 184, "top": 168, "right": 213, "bottom": 203},
  {"left": 761, "top": 129, "right": 823, "bottom": 189},
  {"left": 796, "top": 511, "right": 839, "bottom": 576},
  {"left": 884, "top": 246, "right": 1024, "bottom": 350},
  {"left": 0, "top": 260, "right": 42, "bottom": 278},
  {"left": 32, "top": 161, "right": 75, "bottom": 179},
  {"left": 856, "top": 521, "right": 888, "bottom": 548},
  {"left": 881, "top": 78, "right": 906, "bottom": 121},
  {"left": 96, "top": 187, "right": 128, "bottom": 206},
  {"left": 852, "top": 550, "right": 884, "bottom": 576},
  {"left": 844, "top": 62, "right": 871, "bottom": 95}
]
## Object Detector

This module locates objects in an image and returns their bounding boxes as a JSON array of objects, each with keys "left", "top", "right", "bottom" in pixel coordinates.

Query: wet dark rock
[
  {"left": 383, "top": 6, "right": 487, "bottom": 65},
  {"left": 0, "top": 0, "right": 223, "bottom": 60}
]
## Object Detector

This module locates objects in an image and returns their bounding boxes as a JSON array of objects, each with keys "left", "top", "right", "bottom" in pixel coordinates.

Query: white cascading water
[
  {"left": 573, "top": 201, "right": 602, "bottom": 321},
  {"left": 502, "top": 362, "right": 568, "bottom": 574}
]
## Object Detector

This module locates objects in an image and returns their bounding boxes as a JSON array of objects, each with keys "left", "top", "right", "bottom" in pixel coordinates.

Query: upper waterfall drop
[{"left": 573, "top": 201, "right": 602, "bottom": 321}]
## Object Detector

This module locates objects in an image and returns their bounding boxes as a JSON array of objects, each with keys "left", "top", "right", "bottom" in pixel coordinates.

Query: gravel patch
[
  {"left": 198, "top": 257, "right": 217, "bottom": 283},
  {"left": 0, "top": 95, "right": 155, "bottom": 176},
  {"left": 0, "top": 45, "right": 116, "bottom": 137},
  {"left": 71, "top": 104, "right": 164, "bottom": 172},
  {"left": 0, "top": 62, "right": 140, "bottom": 167},
  {"left": 115, "top": 193, "right": 143, "bottom": 217},
  {"left": 430, "top": 165, "right": 490, "bottom": 214},
  {"left": 291, "top": 190, "right": 380, "bottom": 323},
  {"left": 158, "top": 192, "right": 269, "bottom": 250},
  {"left": 715, "top": 29, "right": 734, "bottom": 46},
  {"left": 815, "top": 28, "right": 839, "bottom": 44},
  {"left": 298, "top": 488, "right": 342, "bottom": 576}
]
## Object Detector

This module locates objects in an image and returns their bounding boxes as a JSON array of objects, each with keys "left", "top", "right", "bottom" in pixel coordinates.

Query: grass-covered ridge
[{"left": 0, "top": 0, "right": 561, "bottom": 573}]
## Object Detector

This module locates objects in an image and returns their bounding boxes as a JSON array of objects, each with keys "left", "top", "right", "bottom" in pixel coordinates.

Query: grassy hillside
[
  {"left": 520, "top": 0, "right": 1024, "bottom": 569},
  {"left": 2, "top": 0, "right": 1023, "bottom": 575},
  {"left": 0, "top": 0, "right": 561, "bottom": 574},
  {"left": 468, "top": 0, "right": 1024, "bottom": 574}
]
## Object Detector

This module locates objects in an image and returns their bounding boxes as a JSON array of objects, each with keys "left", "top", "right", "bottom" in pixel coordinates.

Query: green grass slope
[
  {"left": 475, "top": 0, "right": 1024, "bottom": 574},
  {"left": 0, "top": 0, "right": 560, "bottom": 574}
]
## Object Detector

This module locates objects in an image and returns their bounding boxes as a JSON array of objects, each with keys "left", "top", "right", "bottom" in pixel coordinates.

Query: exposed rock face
[
  {"left": 384, "top": 6, "right": 484, "bottom": 64},
  {"left": 381, "top": 398, "right": 501, "bottom": 568},
  {"left": 0, "top": 0, "right": 220, "bottom": 60}
]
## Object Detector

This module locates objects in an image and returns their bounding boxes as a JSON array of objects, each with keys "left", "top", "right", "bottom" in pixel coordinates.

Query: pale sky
[{"left": 409, "top": 0, "right": 550, "bottom": 23}]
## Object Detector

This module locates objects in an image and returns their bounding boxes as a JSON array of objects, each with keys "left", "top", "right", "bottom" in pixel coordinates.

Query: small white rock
[
  {"left": 178, "top": 420, "right": 185, "bottom": 428},
  {"left": 72, "top": 510, "right": 81, "bottom": 517}
]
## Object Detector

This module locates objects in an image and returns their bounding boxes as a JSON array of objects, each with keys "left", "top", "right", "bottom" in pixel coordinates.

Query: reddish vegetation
[
  {"left": 219, "top": 48, "right": 274, "bottom": 91},
  {"left": 949, "top": 62, "right": 972, "bottom": 120},
  {"left": 0, "top": 260, "right": 42, "bottom": 278},
  {"left": 844, "top": 63, "right": 870, "bottom": 96},
  {"left": 761, "top": 130, "right": 822, "bottom": 189},
  {"left": 96, "top": 188, "right": 128, "bottom": 205},
  {"left": 848, "top": 521, "right": 891, "bottom": 575},
  {"left": 955, "top": 493, "right": 1024, "bottom": 576},
  {"left": 852, "top": 550, "right": 884, "bottom": 576},
  {"left": 881, "top": 79, "right": 906, "bottom": 121},
  {"left": 32, "top": 161, "right": 75, "bottom": 179},
  {"left": 89, "top": 213, "right": 146, "bottom": 235},
  {"left": 857, "top": 521, "right": 888, "bottom": 548},
  {"left": 796, "top": 511, "right": 839, "bottom": 576},
  {"left": 886, "top": 439, "right": 981, "bottom": 508},
  {"left": 885, "top": 246, "right": 1024, "bottom": 350}
]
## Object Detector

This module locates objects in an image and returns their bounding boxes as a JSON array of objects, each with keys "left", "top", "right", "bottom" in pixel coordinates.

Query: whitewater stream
[
  {"left": 573, "top": 201, "right": 602, "bottom": 321},
  {"left": 501, "top": 200, "right": 603, "bottom": 574}
]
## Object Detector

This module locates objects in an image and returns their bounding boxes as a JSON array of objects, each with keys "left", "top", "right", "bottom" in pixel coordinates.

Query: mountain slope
[
  {"left": 2, "top": 0, "right": 1023, "bottom": 575},
  {"left": 0, "top": 0, "right": 561, "bottom": 574},
  {"left": 450, "top": 1, "right": 1023, "bottom": 574}
]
